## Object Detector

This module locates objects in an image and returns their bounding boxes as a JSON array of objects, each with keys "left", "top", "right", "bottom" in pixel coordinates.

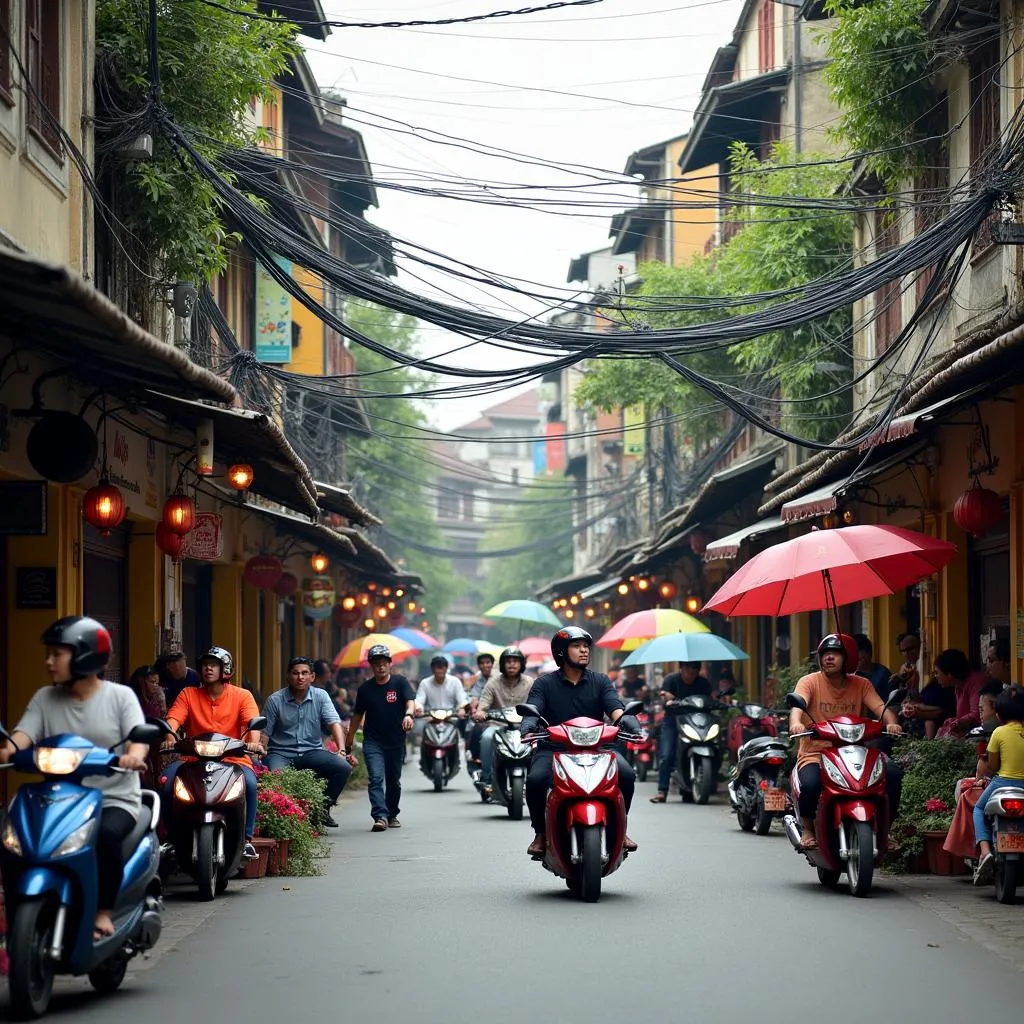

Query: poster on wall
[
  {"left": 181, "top": 512, "right": 223, "bottom": 561},
  {"left": 623, "top": 404, "right": 646, "bottom": 456},
  {"left": 254, "top": 255, "right": 293, "bottom": 363}
]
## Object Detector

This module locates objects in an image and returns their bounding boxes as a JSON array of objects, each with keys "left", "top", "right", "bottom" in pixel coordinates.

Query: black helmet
[
  {"left": 817, "top": 632, "right": 857, "bottom": 671},
  {"left": 430, "top": 655, "right": 449, "bottom": 669},
  {"left": 476, "top": 651, "right": 494, "bottom": 666},
  {"left": 199, "top": 646, "right": 234, "bottom": 681},
  {"left": 367, "top": 644, "right": 391, "bottom": 663},
  {"left": 499, "top": 646, "right": 525, "bottom": 675},
  {"left": 41, "top": 616, "right": 112, "bottom": 680},
  {"left": 551, "top": 626, "right": 593, "bottom": 667}
]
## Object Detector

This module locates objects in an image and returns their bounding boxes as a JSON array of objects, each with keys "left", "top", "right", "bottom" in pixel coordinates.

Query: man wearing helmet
[
  {"left": 522, "top": 627, "right": 641, "bottom": 858},
  {"left": 161, "top": 647, "right": 263, "bottom": 859},
  {"left": 343, "top": 645, "right": 416, "bottom": 831},
  {"left": 0, "top": 616, "right": 150, "bottom": 940},
  {"left": 471, "top": 647, "right": 534, "bottom": 800},
  {"left": 415, "top": 655, "right": 470, "bottom": 718},
  {"left": 789, "top": 633, "right": 904, "bottom": 850}
]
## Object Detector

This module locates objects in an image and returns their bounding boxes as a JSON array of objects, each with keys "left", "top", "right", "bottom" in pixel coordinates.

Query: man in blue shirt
[{"left": 262, "top": 657, "right": 354, "bottom": 828}]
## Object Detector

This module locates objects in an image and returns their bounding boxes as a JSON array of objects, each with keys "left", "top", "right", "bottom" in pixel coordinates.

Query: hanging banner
[
  {"left": 181, "top": 512, "right": 223, "bottom": 561},
  {"left": 303, "top": 575, "right": 335, "bottom": 620},
  {"left": 623, "top": 404, "right": 646, "bottom": 457},
  {"left": 254, "top": 255, "right": 293, "bottom": 363},
  {"left": 544, "top": 422, "right": 565, "bottom": 474}
]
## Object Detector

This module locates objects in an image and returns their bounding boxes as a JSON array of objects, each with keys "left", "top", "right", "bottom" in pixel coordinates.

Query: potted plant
[{"left": 255, "top": 771, "right": 330, "bottom": 876}]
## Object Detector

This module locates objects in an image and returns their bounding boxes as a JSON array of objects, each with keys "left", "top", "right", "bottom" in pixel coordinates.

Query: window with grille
[
  {"left": 873, "top": 208, "right": 902, "bottom": 356},
  {"left": 26, "top": 0, "right": 61, "bottom": 155},
  {"left": 0, "top": 0, "right": 12, "bottom": 104},
  {"left": 969, "top": 37, "right": 1001, "bottom": 251},
  {"left": 757, "top": 1, "right": 775, "bottom": 74},
  {"left": 914, "top": 95, "right": 950, "bottom": 302}
]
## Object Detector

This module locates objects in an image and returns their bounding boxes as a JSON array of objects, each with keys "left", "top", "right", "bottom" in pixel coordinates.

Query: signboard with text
[
  {"left": 181, "top": 512, "right": 223, "bottom": 561},
  {"left": 254, "top": 255, "right": 293, "bottom": 363},
  {"left": 623, "top": 404, "right": 646, "bottom": 457}
]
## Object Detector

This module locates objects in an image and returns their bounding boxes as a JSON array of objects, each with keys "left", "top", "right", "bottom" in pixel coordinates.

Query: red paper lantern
[
  {"left": 658, "top": 580, "right": 678, "bottom": 601},
  {"left": 163, "top": 493, "right": 196, "bottom": 536},
  {"left": 273, "top": 571, "right": 299, "bottom": 598},
  {"left": 953, "top": 478, "right": 1003, "bottom": 538},
  {"left": 155, "top": 521, "right": 184, "bottom": 560},
  {"left": 243, "top": 554, "right": 283, "bottom": 589},
  {"left": 333, "top": 603, "right": 362, "bottom": 628},
  {"left": 82, "top": 479, "right": 126, "bottom": 537}
]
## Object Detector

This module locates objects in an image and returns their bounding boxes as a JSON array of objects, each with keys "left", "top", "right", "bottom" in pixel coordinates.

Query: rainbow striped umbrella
[{"left": 597, "top": 608, "right": 709, "bottom": 651}]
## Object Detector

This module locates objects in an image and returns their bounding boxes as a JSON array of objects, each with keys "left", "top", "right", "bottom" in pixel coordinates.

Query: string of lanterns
[{"left": 550, "top": 575, "right": 701, "bottom": 619}]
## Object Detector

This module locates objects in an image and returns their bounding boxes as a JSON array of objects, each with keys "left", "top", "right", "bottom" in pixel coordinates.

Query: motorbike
[
  {"left": 473, "top": 708, "right": 531, "bottom": 820},
  {"left": 420, "top": 708, "right": 461, "bottom": 792},
  {"left": 0, "top": 719, "right": 167, "bottom": 1018},
  {"left": 728, "top": 711, "right": 790, "bottom": 835},
  {"left": 518, "top": 700, "right": 643, "bottom": 903},
  {"left": 621, "top": 706, "right": 657, "bottom": 782},
  {"left": 727, "top": 701, "right": 778, "bottom": 765},
  {"left": 160, "top": 715, "right": 266, "bottom": 902},
  {"left": 781, "top": 689, "right": 905, "bottom": 897},
  {"left": 667, "top": 694, "right": 729, "bottom": 804}
]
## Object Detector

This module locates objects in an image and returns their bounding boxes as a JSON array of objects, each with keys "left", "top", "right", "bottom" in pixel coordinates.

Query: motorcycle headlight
[
  {"left": 34, "top": 747, "right": 87, "bottom": 775},
  {"left": 682, "top": 724, "right": 701, "bottom": 742},
  {"left": 2, "top": 816, "right": 22, "bottom": 855},
  {"left": 53, "top": 819, "right": 97, "bottom": 858},
  {"left": 822, "top": 758, "right": 849, "bottom": 790},
  {"left": 868, "top": 758, "right": 884, "bottom": 786},
  {"left": 747, "top": 705, "right": 766, "bottom": 720},
  {"left": 834, "top": 723, "right": 865, "bottom": 744},
  {"left": 193, "top": 739, "right": 229, "bottom": 758},
  {"left": 566, "top": 725, "right": 602, "bottom": 747},
  {"left": 173, "top": 776, "right": 194, "bottom": 802},
  {"left": 706, "top": 723, "right": 720, "bottom": 740},
  {"left": 225, "top": 775, "right": 245, "bottom": 802}
]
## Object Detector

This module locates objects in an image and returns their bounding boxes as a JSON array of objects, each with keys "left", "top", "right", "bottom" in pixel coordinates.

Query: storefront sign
[
  {"left": 254, "top": 255, "right": 293, "bottom": 363},
  {"left": 106, "top": 425, "right": 160, "bottom": 514},
  {"left": 303, "top": 575, "right": 335, "bottom": 620},
  {"left": 623, "top": 405, "right": 646, "bottom": 456},
  {"left": 181, "top": 512, "right": 223, "bottom": 561},
  {"left": 16, "top": 567, "right": 57, "bottom": 609},
  {"left": 0, "top": 481, "right": 47, "bottom": 534}
]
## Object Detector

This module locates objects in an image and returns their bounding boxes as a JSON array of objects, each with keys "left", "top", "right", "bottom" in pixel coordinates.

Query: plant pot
[
  {"left": 923, "top": 830, "right": 968, "bottom": 876},
  {"left": 240, "top": 838, "right": 276, "bottom": 879},
  {"left": 269, "top": 838, "right": 291, "bottom": 876}
]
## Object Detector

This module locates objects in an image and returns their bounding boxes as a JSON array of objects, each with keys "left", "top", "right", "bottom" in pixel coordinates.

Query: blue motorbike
[{"left": 0, "top": 719, "right": 167, "bottom": 1018}]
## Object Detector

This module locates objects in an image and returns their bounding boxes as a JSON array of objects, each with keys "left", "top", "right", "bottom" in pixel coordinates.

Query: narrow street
[{"left": 20, "top": 770, "right": 1024, "bottom": 1024}]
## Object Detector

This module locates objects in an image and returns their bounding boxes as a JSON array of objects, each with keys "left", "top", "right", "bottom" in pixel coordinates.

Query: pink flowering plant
[{"left": 255, "top": 767, "right": 331, "bottom": 875}]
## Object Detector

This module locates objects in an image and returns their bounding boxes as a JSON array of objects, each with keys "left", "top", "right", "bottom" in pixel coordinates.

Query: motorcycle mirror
[
  {"left": 623, "top": 700, "right": 644, "bottom": 716},
  {"left": 145, "top": 717, "right": 175, "bottom": 734},
  {"left": 246, "top": 716, "right": 268, "bottom": 732},
  {"left": 516, "top": 703, "right": 540, "bottom": 718},
  {"left": 884, "top": 688, "right": 907, "bottom": 709},
  {"left": 784, "top": 692, "right": 808, "bottom": 712},
  {"left": 123, "top": 723, "right": 164, "bottom": 747}
]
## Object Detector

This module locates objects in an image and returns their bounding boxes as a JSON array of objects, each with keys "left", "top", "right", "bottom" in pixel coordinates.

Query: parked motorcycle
[
  {"left": 667, "top": 694, "right": 729, "bottom": 804},
  {"left": 420, "top": 708, "right": 461, "bottom": 792},
  {"left": 0, "top": 719, "right": 167, "bottom": 1018},
  {"left": 475, "top": 708, "right": 531, "bottom": 820},
  {"left": 781, "top": 689, "right": 904, "bottom": 897},
  {"left": 727, "top": 701, "right": 778, "bottom": 765},
  {"left": 728, "top": 714, "right": 790, "bottom": 835},
  {"left": 160, "top": 715, "right": 266, "bottom": 902},
  {"left": 622, "top": 706, "right": 657, "bottom": 782},
  {"left": 518, "top": 701, "right": 643, "bottom": 903},
  {"left": 981, "top": 782, "right": 1024, "bottom": 904}
]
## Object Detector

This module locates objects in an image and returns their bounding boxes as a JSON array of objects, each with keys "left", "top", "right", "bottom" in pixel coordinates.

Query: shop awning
[
  {"left": 247, "top": 503, "right": 357, "bottom": 556},
  {"left": 536, "top": 568, "right": 607, "bottom": 602},
  {"left": 0, "top": 248, "right": 235, "bottom": 403},
  {"left": 142, "top": 391, "right": 318, "bottom": 517},
  {"left": 579, "top": 576, "right": 623, "bottom": 601},
  {"left": 315, "top": 481, "right": 380, "bottom": 527},
  {"left": 704, "top": 516, "right": 785, "bottom": 561}
]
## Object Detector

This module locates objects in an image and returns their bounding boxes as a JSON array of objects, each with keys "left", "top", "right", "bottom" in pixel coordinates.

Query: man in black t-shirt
[
  {"left": 651, "top": 661, "right": 712, "bottom": 803},
  {"left": 343, "top": 645, "right": 416, "bottom": 832}
]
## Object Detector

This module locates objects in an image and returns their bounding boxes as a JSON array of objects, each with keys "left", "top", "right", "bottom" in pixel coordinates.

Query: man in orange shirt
[
  {"left": 789, "top": 634, "right": 903, "bottom": 850},
  {"left": 160, "top": 646, "right": 263, "bottom": 858}
]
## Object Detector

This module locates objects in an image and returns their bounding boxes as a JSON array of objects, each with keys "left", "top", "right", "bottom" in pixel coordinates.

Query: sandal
[
  {"left": 798, "top": 835, "right": 818, "bottom": 850},
  {"left": 649, "top": 793, "right": 667, "bottom": 803}
]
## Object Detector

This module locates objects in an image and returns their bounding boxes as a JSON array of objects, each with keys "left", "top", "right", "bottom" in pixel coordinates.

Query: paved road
[{"left": 8, "top": 767, "right": 1024, "bottom": 1023}]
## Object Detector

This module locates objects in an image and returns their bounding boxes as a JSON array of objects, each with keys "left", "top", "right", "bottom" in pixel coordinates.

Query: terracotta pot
[
  {"left": 240, "top": 838, "right": 276, "bottom": 879},
  {"left": 268, "top": 838, "right": 291, "bottom": 876},
  {"left": 923, "top": 830, "right": 968, "bottom": 876}
]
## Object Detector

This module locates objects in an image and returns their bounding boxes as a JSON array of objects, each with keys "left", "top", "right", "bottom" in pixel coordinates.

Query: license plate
[
  {"left": 995, "top": 831, "right": 1024, "bottom": 853},
  {"left": 762, "top": 789, "right": 786, "bottom": 812}
]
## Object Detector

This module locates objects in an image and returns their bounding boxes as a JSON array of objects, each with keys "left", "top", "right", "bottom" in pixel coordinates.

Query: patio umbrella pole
[{"left": 821, "top": 569, "right": 841, "bottom": 634}]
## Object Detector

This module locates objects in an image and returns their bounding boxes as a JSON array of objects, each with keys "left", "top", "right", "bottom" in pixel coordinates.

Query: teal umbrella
[
  {"left": 482, "top": 598, "right": 562, "bottom": 643},
  {"left": 621, "top": 632, "right": 749, "bottom": 666}
]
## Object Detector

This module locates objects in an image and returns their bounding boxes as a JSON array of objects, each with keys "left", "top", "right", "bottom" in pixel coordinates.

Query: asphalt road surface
[{"left": 9, "top": 765, "right": 1023, "bottom": 1023}]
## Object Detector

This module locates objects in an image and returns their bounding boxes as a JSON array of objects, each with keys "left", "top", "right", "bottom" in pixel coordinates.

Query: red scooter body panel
[{"left": 567, "top": 801, "right": 608, "bottom": 827}]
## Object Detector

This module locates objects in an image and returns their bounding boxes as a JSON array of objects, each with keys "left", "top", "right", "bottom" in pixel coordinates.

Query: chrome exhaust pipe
[
  {"left": 782, "top": 814, "right": 803, "bottom": 851},
  {"left": 727, "top": 781, "right": 739, "bottom": 809}
]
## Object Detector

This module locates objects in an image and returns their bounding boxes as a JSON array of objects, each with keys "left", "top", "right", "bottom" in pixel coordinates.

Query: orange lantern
[
  {"left": 616, "top": 582, "right": 629, "bottom": 596},
  {"left": 341, "top": 596, "right": 357, "bottom": 611},
  {"left": 953, "top": 478, "right": 1003, "bottom": 538},
  {"left": 155, "top": 521, "right": 184, "bottom": 560},
  {"left": 227, "top": 464, "right": 254, "bottom": 491},
  {"left": 83, "top": 479, "right": 126, "bottom": 537},
  {"left": 163, "top": 493, "right": 196, "bottom": 536},
  {"left": 658, "top": 581, "right": 678, "bottom": 601},
  {"left": 310, "top": 552, "right": 329, "bottom": 574},
  {"left": 684, "top": 595, "right": 701, "bottom": 614}
]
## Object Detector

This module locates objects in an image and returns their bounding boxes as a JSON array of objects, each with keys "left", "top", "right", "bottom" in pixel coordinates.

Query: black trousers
[
  {"left": 797, "top": 760, "right": 903, "bottom": 820},
  {"left": 96, "top": 807, "right": 135, "bottom": 909},
  {"left": 526, "top": 749, "right": 635, "bottom": 833},
  {"left": 466, "top": 722, "right": 483, "bottom": 760}
]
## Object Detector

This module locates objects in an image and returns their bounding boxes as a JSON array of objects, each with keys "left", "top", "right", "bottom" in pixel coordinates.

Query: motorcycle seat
[
  {"left": 738, "top": 735, "right": 783, "bottom": 756},
  {"left": 121, "top": 803, "right": 153, "bottom": 858}
]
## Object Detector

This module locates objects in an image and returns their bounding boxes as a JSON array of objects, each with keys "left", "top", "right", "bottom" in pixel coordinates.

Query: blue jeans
[
  {"left": 973, "top": 776, "right": 1024, "bottom": 844},
  {"left": 163, "top": 760, "right": 258, "bottom": 839},
  {"left": 264, "top": 748, "right": 352, "bottom": 807},
  {"left": 479, "top": 726, "right": 498, "bottom": 786},
  {"left": 658, "top": 718, "right": 677, "bottom": 793},
  {"left": 362, "top": 738, "right": 403, "bottom": 823}
]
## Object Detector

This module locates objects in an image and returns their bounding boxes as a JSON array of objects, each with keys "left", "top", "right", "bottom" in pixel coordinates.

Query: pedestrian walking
[
  {"left": 343, "top": 644, "right": 415, "bottom": 832},
  {"left": 262, "top": 657, "right": 354, "bottom": 828}
]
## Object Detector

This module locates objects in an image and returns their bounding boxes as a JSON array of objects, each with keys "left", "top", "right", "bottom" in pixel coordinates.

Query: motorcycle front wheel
[
  {"left": 432, "top": 759, "right": 444, "bottom": 792},
  {"left": 196, "top": 823, "right": 218, "bottom": 902},
  {"left": 692, "top": 757, "right": 714, "bottom": 805},
  {"left": 579, "top": 825, "right": 603, "bottom": 904},
  {"left": 847, "top": 820, "right": 875, "bottom": 897},
  {"left": 8, "top": 898, "right": 57, "bottom": 1019}
]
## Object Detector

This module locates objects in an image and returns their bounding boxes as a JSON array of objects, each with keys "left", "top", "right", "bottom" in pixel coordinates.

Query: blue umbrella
[
  {"left": 621, "top": 632, "right": 749, "bottom": 667},
  {"left": 441, "top": 638, "right": 503, "bottom": 658}
]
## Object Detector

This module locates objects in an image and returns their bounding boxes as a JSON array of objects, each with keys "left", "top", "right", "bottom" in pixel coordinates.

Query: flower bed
[{"left": 254, "top": 765, "right": 331, "bottom": 876}]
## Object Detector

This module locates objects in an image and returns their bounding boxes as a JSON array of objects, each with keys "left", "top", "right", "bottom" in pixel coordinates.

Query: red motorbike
[
  {"left": 622, "top": 707, "right": 657, "bottom": 782},
  {"left": 520, "top": 701, "right": 642, "bottom": 903},
  {"left": 726, "top": 701, "right": 778, "bottom": 765},
  {"left": 782, "top": 689, "right": 904, "bottom": 897}
]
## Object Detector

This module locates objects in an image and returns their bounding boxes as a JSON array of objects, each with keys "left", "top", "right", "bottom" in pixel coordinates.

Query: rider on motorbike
[
  {"left": 414, "top": 655, "right": 469, "bottom": 719},
  {"left": 472, "top": 646, "right": 534, "bottom": 799},
  {"left": 161, "top": 646, "right": 263, "bottom": 859},
  {"left": 789, "top": 633, "right": 903, "bottom": 850},
  {"left": 522, "top": 626, "right": 640, "bottom": 858}
]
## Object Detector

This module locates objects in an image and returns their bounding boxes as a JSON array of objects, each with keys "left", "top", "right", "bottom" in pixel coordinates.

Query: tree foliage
[
  {"left": 96, "top": 0, "right": 298, "bottom": 283},
  {"left": 821, "top": 0, "right": 936, "bottom": 185},
  {"left": 575, "top": 144, "right": 854, "bottom": 443}
]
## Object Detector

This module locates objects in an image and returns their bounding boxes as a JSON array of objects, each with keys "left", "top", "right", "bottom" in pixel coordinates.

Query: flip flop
[
  {"left": 649, "top": 793, "right": 667, "bottom": 803},
  {"left": 799, "top": 836, "right": 818, "bottom": 850}
]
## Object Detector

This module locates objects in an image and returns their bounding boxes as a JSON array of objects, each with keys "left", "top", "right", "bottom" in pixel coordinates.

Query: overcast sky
[{"left": 306, "top": 0, "right": 745, "bottom": 428}]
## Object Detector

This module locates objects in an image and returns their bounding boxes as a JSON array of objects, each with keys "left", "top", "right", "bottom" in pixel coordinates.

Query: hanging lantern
[
  {"left": 82, "top": 479, "right": 126, "bottom": 537},
  {"left": 386, "top": 600, "right": 396, "bottom": 610},
  {"left": 381, "top": 586, "right": 392, "bottom": 597},
  {"left": 658, "top": 581, "right": 678, "bottom": 601},
  {"left": 564, "top": 608, "right": 575, "bottom": 619},
  {"left": 616, "top": 582, "right": 629, "bottom": 596},
  {"left": 953, "top": 478, "right": 1003, "bottom": 538},
  {"left": 689, "top": 531, "right": 709, "bottom": 556},
  {"left": 407, "top": 599, "right": 417, "bottom": 612},
  {"left": 244, "top": 554, "right": 284, "bottom": 590},
  {"left": 363, "top": 618, "right": 375, "bottom": 631},
  {"left": 163, "top": 493, "right": 196, "bottom": 536},
  {"left": 311, "top": 551, "right": 330, "bottom": 574},
  {"left": 395, "top": 587, "right": 405, "bottom": 598},
  {"left": 155, "top": 521, "right": 185, "bottom": 560},
  {"left": 684, "top": 595, "right": 701, "bottom": 614},
  {"left": 341, "top": 595, "right": 357, "bottom": 612},
  {"left": 196, "top": 418, "right": 215, "bottom": 476},
  {"left": 359, "top": 594, "right": 371, "bottom": 607},
  {"left": 635, "top": 578, "right": 650, "bottom": 592},
  {"left": 375, "top": 605, "right": 388, "bottom": 620},
  {"left": 227, "top": 464, "right": 254, "bottom": 491},
  {"left": 584, "top": 606, "right": 596, "bottom": 619},
  {"left": 273, "top": 571, "right": 299, "bottom": 598},
  {"left": 333, "top": 603, "right": 362, "bottom": 628},
  {"left": 367, "top": 581, "right": 378, "bottom": 592}
]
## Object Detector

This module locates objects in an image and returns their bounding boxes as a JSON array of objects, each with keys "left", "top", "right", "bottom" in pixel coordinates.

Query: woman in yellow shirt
[{"left": 973, "top": 688, "right": 1024, "bottom": 884}]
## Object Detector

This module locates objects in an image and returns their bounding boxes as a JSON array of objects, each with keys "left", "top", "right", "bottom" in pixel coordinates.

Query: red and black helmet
[
  {"left": 551, "top": 626, "right": 593, "bottom": 667},
  {"left": 41, "top": 616, "right": 112, "bottom": 679},
  {"left": 817, "top": 632, "right": 858, "bottom": 671}
]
